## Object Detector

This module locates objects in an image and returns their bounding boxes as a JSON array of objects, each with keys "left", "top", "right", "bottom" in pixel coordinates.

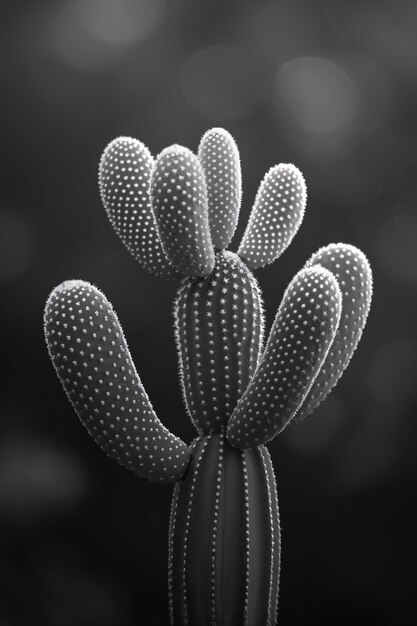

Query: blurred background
[{"left": 1, "top": 0, "right": 417, "bottom": 624}]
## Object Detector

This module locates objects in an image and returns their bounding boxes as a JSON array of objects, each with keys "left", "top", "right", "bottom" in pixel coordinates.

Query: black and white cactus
[{"left": 44, "top": 128, "right": 373, "bottom": 625}]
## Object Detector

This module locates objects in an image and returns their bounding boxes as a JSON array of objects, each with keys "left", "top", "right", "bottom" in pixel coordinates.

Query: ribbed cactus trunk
[{"left": 169, "top": 431, "right": 280, "bottom": 626}]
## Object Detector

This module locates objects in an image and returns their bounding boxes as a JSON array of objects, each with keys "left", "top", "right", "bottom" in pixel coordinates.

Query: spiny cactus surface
[
  {"left": 226, "top": 265, "right": 342, "bottom": 448},
  {"left": 198, "top": 127, "right": 242, "bottom": 249},
  {"left": 46, "top": 127, "right": 373, "bottom": 625},
  {"left": 238, "top": 164, "right": 306, "bottom": 269},
  {"left": 44, "top": 280, "right": 189, "bottom": 483},
  {"left": 174, "top": 250, "right": 264, "bottom": 435}
]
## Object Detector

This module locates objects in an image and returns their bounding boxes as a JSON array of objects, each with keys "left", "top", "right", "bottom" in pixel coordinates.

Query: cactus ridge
[
  {"left": 174, "top": 250, "right": 264, "bottom": 435},
  {"left": 151, "top": 145, "right": 215, "bottom": 277},
  {"left": 226, "top": 265, "right": 342, "bottom": 448},
  {"left": 169, "top": 431, "right": 279, "bottom": 626},
  {"left": 295, "top": 242, "right": 373, "bottom": 422},
  {"left": 99, "top": 137, "right": 179, "bottom": 279},
  {"left": 44, "top": 280, "right": 189, "bottom": 483},
  {"left": 238, "top": 163, "right": 306, "bottom": 269},
  {"left": 198, "top": 127, "right": 242, "bottom": 249}
]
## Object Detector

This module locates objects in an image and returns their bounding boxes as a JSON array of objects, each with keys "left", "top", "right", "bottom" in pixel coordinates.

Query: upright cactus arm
[
  {"left": 238, "top": 164, "right": 306, "bottom": 269},
  {"left": 294, "top": 243, "right": 373, "bottom": 422},
  {"left": 44, "top": 280, "right": 190, "bottom": 483},
  {"left": 99, "top": 137, "right": 180, "bottom": 280},
  {"left": 151, "top": 145, "right": 215, "bottom": 277},
  {"left": 173, "top": 250, "right": 264, "bottom": 435},
  {"left": 198, "top": 128, "right": 242, "bottom": 250},
  {"left": 226, "top": 265, "right": 342, "bottom": 449}
]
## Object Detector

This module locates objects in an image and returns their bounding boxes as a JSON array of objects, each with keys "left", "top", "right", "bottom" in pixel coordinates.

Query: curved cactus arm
[
  {"left": 198, "top": 128, "right": 242, "bottom": 249},
  {"left": 99, "top": 137, "right": 180, "bottom": 280},
  {"left": 226, "top": 266, "right": 342, "bottom": 448},
  {"left": 44, "top": 280, "right": 190, "bottom": 484},
  {"left": 151, "top": 145, "right": 215, "bottom": 277},
  {"left": 294, "top": 243, "right": 373, "bottom": 423},
  {"left": 238, "top": 164, "right": 306, "bottom": 269}
]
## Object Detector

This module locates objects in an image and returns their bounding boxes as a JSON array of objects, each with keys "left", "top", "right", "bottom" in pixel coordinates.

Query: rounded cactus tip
[
  {"left": 44, "top": 279, "right": 190, "bottom": 484},
  {"left": 151, "top": 143, "right": 215, "bottom": 277},
  {"left": 238, "top": 162, "right": 307, "bottom": 270},
  {"left": 198, "top": 127, "right": 242, "bottom": 250}
]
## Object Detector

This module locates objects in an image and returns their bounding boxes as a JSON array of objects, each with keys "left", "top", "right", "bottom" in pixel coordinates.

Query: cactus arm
[
  {"left": 198, "top": 127, "right": 242, "bottom": 249},
  {"left": 226, "top": 265, "right": 342, "bottom": 448},
  {"left": 238, "top": 164, "right": 306, "bottom": 269},
  {"left": 99, "top": 137, "right": 180, "bottom": 280},
  {"left": 44, "top": 280, "right": 190, "bottom": 483},
  {"left": 151, "top": 145, "right": 215, "bottom": 277},
  {"left": 294, "top": 243, "right": 373, "bottom": 422}
]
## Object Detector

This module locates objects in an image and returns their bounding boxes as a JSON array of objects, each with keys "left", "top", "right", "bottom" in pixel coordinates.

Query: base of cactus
[{"left": 168, "top": 431, "right": 280, "bottom": 626}]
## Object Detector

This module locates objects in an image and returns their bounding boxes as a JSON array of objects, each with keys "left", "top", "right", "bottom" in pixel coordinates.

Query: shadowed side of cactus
[
  {"left": 174, "top": 250, "right": 264, "bottom": 435},
  {"left": 169, "top": 431, "right": 280, "bottom": 626},
  {"left": 44, "top": 280, "right": 189, "bottom": 483}
]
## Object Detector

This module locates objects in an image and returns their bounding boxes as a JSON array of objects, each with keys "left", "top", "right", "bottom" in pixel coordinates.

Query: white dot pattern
[
  {"left": 99, "top": 136, "right": 179, "bottom": 280},
  {"left": 198, "top": 128, "right": 242, "bottom": 249},
  {"left": 44, "top": 280, "right": 190, "bottom": 483},
  {"left": 238, "top": 164, "right": 306, "bottom": 269},
  {"left": 174, "top": 251, "right": 264, "bottom": 434},
  {"left": 295, "top": 243, "right": 373, "bottom": 422},
  {"left": 151, "top": 145, "right": 215, "bottom": 277},
  {"left": 226, "top": 266, "right": 342, "bottom": 448}
]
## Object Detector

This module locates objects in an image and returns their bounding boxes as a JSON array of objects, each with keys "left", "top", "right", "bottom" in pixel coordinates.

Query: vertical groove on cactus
[
  {"left": 151, "top": 145, "right": 215, "bottom": 277},
  {"left": 170, "top": 432, "right": 279, "bottom": 626},
  {"left": 174, "top": 251, "right": 264, "bottom": 434},
  {"left": 198, "top": 128, "right": 242, "bottom": 249},
  {"left": 226, "top": 266, "right": 342, "bottom": 448},
  {"left": 99, "top": 137, "right": 178, "bottom": 279},
  {"left": 210, "top": 434, "right": 224, "bottom": 624},
  {"left": 295, "top": 243, "right": 373, "bottom": 422},
  {"left": 238, "top": 164, "right": 306, "bottom": 269},
  {"left": 241, "top": 450, "right": 250, "bottom": 626},
  {"left": 260, "top": 446, "right": 280, "bottom": 624},
  {"left": 168, "top": 480, "right": 181, "bottom": 625},
  {"left": 44, "top": 280, "right": 189, "bottom": 483}
]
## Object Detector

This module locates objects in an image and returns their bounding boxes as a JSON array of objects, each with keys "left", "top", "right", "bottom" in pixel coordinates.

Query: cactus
[{"left": 44, "top": 127, "right": 373, "bottom": 625}]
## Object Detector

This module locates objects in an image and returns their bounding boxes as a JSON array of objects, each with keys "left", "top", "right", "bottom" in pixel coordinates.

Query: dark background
[{"left": 1, "top": 0, "right": 417, "bottom": 624}]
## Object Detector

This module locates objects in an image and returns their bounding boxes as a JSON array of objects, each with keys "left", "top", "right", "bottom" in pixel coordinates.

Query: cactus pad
[
  {"left": 44, "top": 280, "right": 189, "bottom": 483},
  {"left": 151, "top": 145, "right": 215, "bottom": 277},
  {"left": 227, "top": 266, "right": 342, "bottom": 448},
  {"left": 238, "top": 164, "right": 306, "bottom": 269},
  {"left": 99, "top": 137, "right": 178, "bottom": 279},
  {"left": 198, "top": 128, "right": 242, "bottom": 249},
  {"left": 295, "top": 243, "right": 373, "bottom": 422}
]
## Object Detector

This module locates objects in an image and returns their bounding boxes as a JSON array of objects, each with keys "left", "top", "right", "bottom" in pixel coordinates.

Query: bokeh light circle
[{"left": 274, "top": 56, "right": 358, "bottom": 133}]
